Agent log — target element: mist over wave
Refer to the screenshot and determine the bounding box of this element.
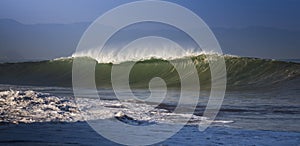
[71,48,213,64]
[72,36,221,64]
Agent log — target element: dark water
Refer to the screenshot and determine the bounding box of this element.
[1,83,300,145]
[0,55,299,145]
[1,83,299,132]
[280,59,300,63]
[1,122,299,146]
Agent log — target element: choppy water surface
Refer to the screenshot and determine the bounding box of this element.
[1,84,299,132]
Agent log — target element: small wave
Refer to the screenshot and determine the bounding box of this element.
[52,56,73,61]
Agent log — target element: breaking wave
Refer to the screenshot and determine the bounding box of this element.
[0,54,299,90]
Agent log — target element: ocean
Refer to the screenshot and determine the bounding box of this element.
[0,54,299,145]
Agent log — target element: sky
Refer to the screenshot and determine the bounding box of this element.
[0,0,299,61]
[0,0,299,30]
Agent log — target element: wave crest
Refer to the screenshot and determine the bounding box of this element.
[72,46,219,64]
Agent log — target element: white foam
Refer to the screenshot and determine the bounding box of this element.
[0,90,234,126]
[0,90,82,124]
[71,37,220,64]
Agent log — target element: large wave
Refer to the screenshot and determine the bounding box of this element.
[0,54,299,90]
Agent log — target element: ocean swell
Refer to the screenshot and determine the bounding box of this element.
[0,54,299,90]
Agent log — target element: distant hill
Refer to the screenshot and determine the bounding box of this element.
[0,19,299,62]
[0,19,89,62]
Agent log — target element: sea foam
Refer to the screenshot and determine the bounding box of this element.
[0,90,234,125]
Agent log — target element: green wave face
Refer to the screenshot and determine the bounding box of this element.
[0,55,299,90]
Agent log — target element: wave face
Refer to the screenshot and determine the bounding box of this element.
[0,55,299,90]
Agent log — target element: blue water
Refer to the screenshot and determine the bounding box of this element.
[280,59,300,63]
[1,84,300,145]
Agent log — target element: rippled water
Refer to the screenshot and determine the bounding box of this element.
[1,84,299,132]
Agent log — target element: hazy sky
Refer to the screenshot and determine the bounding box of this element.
[0,0,299,30]
[0,0,299,61]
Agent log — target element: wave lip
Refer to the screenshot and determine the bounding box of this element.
[71,49,219,64]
